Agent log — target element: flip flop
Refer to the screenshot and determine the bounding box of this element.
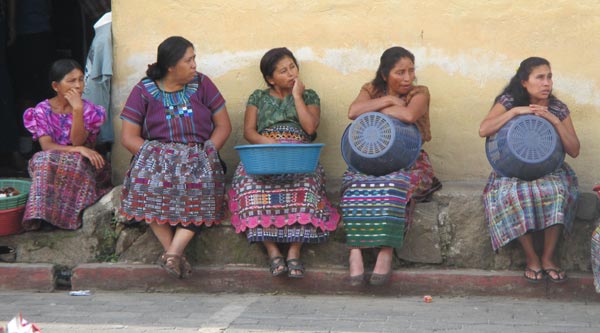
[543,268,568,283]
[523,267,545,283]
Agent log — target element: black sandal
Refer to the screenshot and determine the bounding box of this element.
[286,258,305,279]
[269,256,288,277]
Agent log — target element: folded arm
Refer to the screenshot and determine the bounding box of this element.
[348,89,428,124]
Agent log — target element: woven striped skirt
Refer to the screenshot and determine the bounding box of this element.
[22,150,112,230]
[120,140,226,227]
[593,225,600,293]
[483,163,578,251]
[340,151,439,249]
[228,125,339,243]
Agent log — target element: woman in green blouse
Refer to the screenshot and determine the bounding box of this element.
[229,47,339,278]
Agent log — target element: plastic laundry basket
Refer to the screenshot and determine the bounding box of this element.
[486,114,564,180]
[341,112,422,176]
[235,143,324,175]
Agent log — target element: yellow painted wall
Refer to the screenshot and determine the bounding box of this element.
[110,0,600,187]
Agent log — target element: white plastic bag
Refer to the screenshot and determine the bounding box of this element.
[5,313,41,333]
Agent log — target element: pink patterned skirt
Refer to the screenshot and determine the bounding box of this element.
[228,125,339,243]
[22,150,112,230]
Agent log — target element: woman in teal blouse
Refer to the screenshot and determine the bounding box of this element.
[229,47,339,279]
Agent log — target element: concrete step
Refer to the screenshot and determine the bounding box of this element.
[67,263,600,301]
[2,262,598,301]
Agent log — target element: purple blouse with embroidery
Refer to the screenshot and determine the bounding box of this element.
[23,99,106,145]
[120,72,225,144]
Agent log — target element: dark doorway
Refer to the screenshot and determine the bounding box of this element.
[0,0,110,177]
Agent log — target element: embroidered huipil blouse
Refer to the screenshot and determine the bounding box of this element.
[120,72,225,144]
[248,88,320,134]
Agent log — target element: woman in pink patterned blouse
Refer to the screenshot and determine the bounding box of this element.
[22,59,112,230]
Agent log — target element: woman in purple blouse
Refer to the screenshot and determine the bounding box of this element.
[120,36,232,279]
[22,59,112,230]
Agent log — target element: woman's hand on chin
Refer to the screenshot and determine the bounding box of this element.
[64,88,84,113]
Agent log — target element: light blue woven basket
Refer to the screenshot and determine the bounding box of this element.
[235,143,324,175]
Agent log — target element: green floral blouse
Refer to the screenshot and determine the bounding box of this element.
[247,88,320,133]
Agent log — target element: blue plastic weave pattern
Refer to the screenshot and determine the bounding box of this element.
[485,115,564,180]
[235,143,324,175]
[341,112,422,176]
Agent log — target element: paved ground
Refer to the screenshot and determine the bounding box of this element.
[1,292,599,332]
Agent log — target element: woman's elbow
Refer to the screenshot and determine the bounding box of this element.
[121,132,135,149]
[478,128,488,138]
[242,128,252,142]
[304,121,319,136]
[478,123,493,138]
[401,113,420,124]
[348,105,360,120]
[71,139,86,147]
[567,146,580,158]
[221,122,233,138]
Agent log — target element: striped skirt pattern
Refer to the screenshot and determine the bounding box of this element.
[229,162,339,243]
[228,125,339,243]
[23,150,112,230]
[120,140,226,227]
[483,163,578,251]
[340,151,438,248]
[592,225,600,293]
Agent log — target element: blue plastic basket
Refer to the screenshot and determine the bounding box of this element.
[235,143,324,175]
[486,115,564,181]
[340,112,422,176]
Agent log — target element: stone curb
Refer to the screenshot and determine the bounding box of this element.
[0,263,55,291]
[68,263,600,301]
